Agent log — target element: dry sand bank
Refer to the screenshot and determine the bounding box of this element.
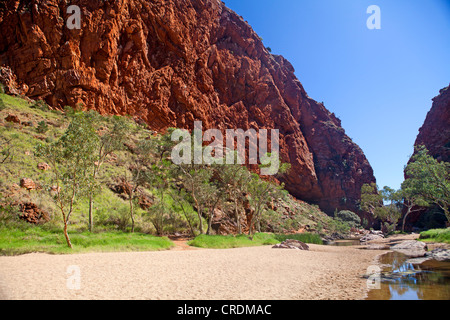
[0,244,386,300]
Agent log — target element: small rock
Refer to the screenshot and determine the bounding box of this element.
[19,178,36,191]
[37,162,51,171]
[49,185,61,194]
[406,257,432,265]
[5,114,20,123]
[272,239,309,250]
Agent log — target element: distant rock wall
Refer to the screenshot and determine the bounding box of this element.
[413,85,450,163]
[402,85,450,230]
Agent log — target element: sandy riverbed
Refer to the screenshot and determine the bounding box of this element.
[0,245,383,300]
[0,243,387,300]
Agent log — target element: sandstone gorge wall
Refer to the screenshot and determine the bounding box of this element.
[0,0,376,215]
[402,85,449,230]
[413,85,450,163]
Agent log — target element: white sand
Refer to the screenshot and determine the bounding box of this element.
[0,244,385,300]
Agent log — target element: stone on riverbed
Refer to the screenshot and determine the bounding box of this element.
[364,244,390,250]
[360,231,385,243]
[425,248,450,262]
[406,249,450,264]
[391,240,428,258]
[272,239,309,250]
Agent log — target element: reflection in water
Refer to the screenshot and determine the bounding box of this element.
[367,252,450,300]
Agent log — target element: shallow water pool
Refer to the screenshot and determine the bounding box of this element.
[366,251,450,300]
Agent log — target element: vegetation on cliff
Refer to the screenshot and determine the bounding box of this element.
[0,93,353,252]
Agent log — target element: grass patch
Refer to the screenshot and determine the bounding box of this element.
[419,228,450,244]
[188,232,322,249]
[0,223,174,255]
[273,233,323,244]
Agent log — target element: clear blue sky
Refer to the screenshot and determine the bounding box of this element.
[225,0,450,190]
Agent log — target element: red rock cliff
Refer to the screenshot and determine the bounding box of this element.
[0,0,376,215]
[402,85,450,230]
[413,85,450,163]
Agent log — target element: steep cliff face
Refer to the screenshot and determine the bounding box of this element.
[414,85,450,162]
[0,0,375,214]
[401,85,450,230]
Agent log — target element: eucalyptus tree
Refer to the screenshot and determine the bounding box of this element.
[402,145,450,226]
[144,158,175,236]
[360,183,402,233]
[35,111,98,248]
[87,115,132,232]
[217,160,252,235]
[125,138,155,233]
[246,157,290,237]
[246,174,283,237]
[169,187,197,237]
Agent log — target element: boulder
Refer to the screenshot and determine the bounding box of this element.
[19,178,36,191]
[391,240,428,258]
[406,249,450,264]
[425,248,450,262]
[272,239,309,250]
[360,233,384,243]
[19,202,50,225]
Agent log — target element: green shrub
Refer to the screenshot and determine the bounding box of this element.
[419,228,450,243]
[188,232,322,249]
[0,204,20,224]
[31,100,49,112]
[328,218,351,236]
[274,233,323,245]
[335,210,361,228]
[0,96,5,111]
[36,120,49,133]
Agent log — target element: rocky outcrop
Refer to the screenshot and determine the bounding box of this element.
[407,249,450,264]
[391,240,428,258]
[272,239,309,250]
[0,0,376,215]
[413,85,450,163]
[360,230,385,243]
[19,202,50,224]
